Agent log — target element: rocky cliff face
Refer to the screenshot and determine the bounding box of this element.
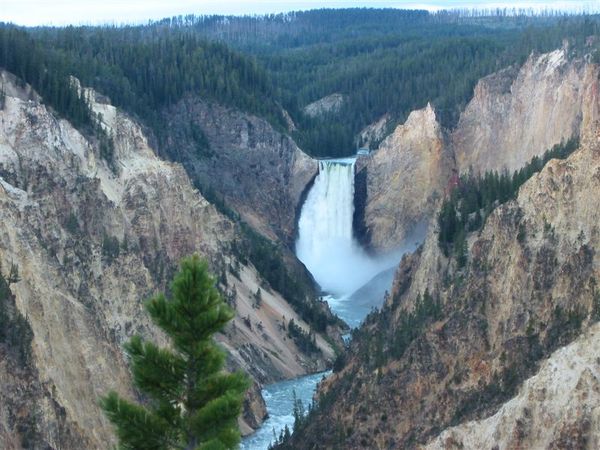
[359,48,599,253]
[358,104,453,252]
[303,93,346,118]
[425,321,600,450]
[452,47,600,174]
[357,114,391,149]
[285,121,600,448]
[163,97,317,244]
[0,72,335,449]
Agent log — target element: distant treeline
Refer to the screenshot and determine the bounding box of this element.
[1,11,599,158]
[178,9,600,156]
[0,23,286,143]
[0,27,94,130]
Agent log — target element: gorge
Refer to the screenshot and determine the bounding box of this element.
[2,9,600,450]
[245,157,419,448]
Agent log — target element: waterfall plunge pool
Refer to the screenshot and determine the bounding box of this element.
[242,157,419,449]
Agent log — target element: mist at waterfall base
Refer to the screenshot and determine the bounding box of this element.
[242,158,423,449]
[296,158,416,309]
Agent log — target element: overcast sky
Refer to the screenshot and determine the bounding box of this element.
[3,1,599,26]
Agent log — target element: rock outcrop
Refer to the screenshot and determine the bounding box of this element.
[163,97,317,244]
[358,104,453,251]
[357,114,391,149]
[359,48,599,253]
[303,93,345,118]
[284,122,600,448]
[452,47,600,174]
[0,73,335,449]
[425,322,600,450]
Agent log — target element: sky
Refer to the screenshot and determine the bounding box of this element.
[2,0,599,26]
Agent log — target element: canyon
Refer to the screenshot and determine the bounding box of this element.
[277,45,600,449]
[358,46,600,252]
[1,37,600,450]
[0,70,339,448]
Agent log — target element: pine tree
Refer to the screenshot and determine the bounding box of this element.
[101,255,249,450]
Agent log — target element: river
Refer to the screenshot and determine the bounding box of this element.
[241,157,413,449]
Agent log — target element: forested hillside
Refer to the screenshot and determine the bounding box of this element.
[0,24,286,144]
[2,10,599,157]
[181,9,600,155]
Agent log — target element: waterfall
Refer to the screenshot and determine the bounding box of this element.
[296,158,387,296]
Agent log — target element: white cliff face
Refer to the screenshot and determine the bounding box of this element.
[452,48,600,174]
[361,104,452,252]
[359,49,600,253]
[0,73,334,448]
[425,322,600,450]
[303,93,346,118]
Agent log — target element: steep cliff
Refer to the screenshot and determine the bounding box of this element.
[0,72,335,449]
[358,104,453,252]
[357,114,391,149]
[360,48,599,253]
[283,121,600,448]
[162,97,317,244]
[425,322,600,450]
[452,47,600,174]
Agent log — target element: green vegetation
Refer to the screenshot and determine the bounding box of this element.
[287,319,320,355]
[593,288,600,321]
[230,223,340,334]
[389,290,442,360]
[26,25,286,138]
[0,263,33,367]
[0,23,284,165]
[186,10,600,156]
[64,212,80,234]
[101,255,249,450]
[0,27,120,169]
[3,12,599,159]
[0,27,94,130]
[101,233,120,263]
[438,138,580,261]
[197,182,342,334]
[0,84,5,109]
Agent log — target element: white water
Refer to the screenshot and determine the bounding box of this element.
[243,156,421,450]
[296,158,399,297]
[240,371,329,450]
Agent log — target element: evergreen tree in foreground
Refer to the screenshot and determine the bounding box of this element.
[101,255,249,450]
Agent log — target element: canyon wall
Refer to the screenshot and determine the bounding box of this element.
[358,104,453,252]
[452,47,600,174]
[285,105,600,449]
[163,97,317,244]
[361,48,599,252]
[0,72,335,449]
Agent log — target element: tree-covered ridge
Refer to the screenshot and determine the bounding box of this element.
[0,27,94,130]
[0,27,119,169]
[438,138,580,263]
[181,9,600,156]
[3,11,599,158]
[0,24,286,144]
[30,26,287,137]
